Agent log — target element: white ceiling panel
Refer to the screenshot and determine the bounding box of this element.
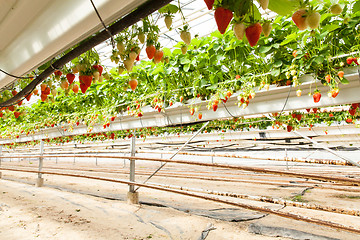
[0,0,147,90]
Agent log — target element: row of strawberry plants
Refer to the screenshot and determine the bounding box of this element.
[0,0,359,140]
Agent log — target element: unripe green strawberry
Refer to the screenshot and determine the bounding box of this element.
[233,22,246,40]
[138,33,145,44]
[330,4,342,15]
[117,41,125,54]
[180,30,191,45]
[306,11,321,29]
[258,0,269,10]
[262,22,272,37]
[181,45,188,54]
[164,15,172,30]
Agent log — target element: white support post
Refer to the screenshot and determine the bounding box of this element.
[285,148,289,171]
[127,135,138,204]
[36,140,44,187]
[0,145,2,179]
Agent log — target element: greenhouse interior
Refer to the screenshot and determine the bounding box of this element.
[0,0,359,239]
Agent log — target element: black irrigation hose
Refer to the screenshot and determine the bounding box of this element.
[0,0,172,107]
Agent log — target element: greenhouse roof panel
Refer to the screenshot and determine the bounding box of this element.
[0,0,147,90]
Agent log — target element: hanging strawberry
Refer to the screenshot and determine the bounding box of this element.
[292,9,308,30]
[204,0,214,10]
[313,90,321,103]
[245,22,262,47]
[146,45,156,59]
[306,11,321,29]
[233,22,246,40]
[214,7,233,34]
[154,50,164,64]
[66,73,75,84]
[129,78,138,91]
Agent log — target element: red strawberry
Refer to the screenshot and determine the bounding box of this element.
[79,75,92,87]
[352,103,359,109]
[110,116,116,121]
[66,73,75,84]
[0,112,3,118]
[12,90,18,96]
[72,84,79,93]
[180,96,184,102]
[154,50,164,63]
[146,45,156,59]
[17,100,22,106]
[346,57,353,65]
[292,50,298,58]
[80,83,88,94]
[198,112,203,119]
[306,108,311,113]
[313,91,321,103]
[190,108,195,115]
[214,7,233,34]
[296,114,302,121]
[204,0,214,10]
[245,22,262,47]
[331,88,339,98]
[14,111,20,118]
[129,78,138,91]
[138,112,143,117]
[92,65,103,75]
[212,103,218,111]
[349,108,356,116]
[26,93,33,101]
[353,58,359,65]
[292,9,308,30]
[54,70,62,78]
[287,125,293,132]
[76,121,80,126]
[337,71,344,78]
[325,74,331,83]
[346,118,353,123]
[41,94,47,101]
[313,108,318,113]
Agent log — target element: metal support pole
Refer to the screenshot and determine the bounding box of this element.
[129,136,136,193]
[293,130,360,168]
[285,148,289,171]
[134,121,210,192]
[73,156,76,165]
[36,140,44,187]
[0,145,2,179]
[211,150,214,164]
[127,135,138,204]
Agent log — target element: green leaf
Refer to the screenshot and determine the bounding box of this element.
[158,4,178,14]
[340,77,349,84]
[268,0,298,16]
[353,0,360,13]
[180,57,190,65]
[314,56,324,64]
[259,45,272,54]
[183,64,190,72]
[273,60,283,68]
[280,32,297,46]
[271,68,280,77]
[322,24,340,33]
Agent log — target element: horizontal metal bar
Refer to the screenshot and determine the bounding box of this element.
[1,167,359,234]
[1,154,359,185]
